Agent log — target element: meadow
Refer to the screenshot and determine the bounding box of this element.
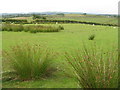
[7,14,118,25]
[47,14,118,25]
[1,23,118,88]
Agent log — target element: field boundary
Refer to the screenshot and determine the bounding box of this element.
[1,19,118,26]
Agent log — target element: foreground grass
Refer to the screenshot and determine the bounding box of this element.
[2,24,118,88]
[65,46,118,88]
[3,43,56,80]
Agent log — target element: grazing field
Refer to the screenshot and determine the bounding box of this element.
[47,14,117,25]
[2,24,118,88]
[9,14,118,25]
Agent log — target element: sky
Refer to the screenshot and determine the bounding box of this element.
[0,0,119,14]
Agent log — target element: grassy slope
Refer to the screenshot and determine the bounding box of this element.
[2,24,118,88]
[47,14,117,25]
[10,14,118,25]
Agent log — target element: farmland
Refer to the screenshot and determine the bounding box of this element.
[3,14,118,26]
[1,22,118,88]
[47,14,118,25]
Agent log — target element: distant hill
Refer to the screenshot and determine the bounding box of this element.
[1,12,117,16]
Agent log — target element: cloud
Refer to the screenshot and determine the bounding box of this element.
[0,0,119,14]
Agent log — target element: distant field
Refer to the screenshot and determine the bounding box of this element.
[10,17,29,20]
[2,24,117,88]
[47,14,117,25]
[9,14,117,25]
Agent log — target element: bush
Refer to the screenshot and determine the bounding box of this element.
[2,24,23,32]
[88,34,95,40]
[2,19,28,24]
[2,24,63,33]
[3,44,56,80]
[23,26,30,32]
[11,25,23,32]
[65,46,118,88]
[58,25,64,30]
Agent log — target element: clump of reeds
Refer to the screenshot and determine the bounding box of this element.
[65,46,118,88]
[3,43,56,80]
[88,34,95,40]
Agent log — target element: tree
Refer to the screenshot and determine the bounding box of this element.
[32,14,46,20]
[83,13,87,15]
[57,13,64,16]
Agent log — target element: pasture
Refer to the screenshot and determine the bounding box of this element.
[9,14,118,25]
[1,23,118,88]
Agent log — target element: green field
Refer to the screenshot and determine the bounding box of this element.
[47,14,117,25]
[2,24,118,88]
[9,14,118,25]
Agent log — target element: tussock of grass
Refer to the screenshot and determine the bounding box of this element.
[88,34,95,40]
[65,46,118,88]
[3,43,56,80]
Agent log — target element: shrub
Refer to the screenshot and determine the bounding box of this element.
[2,24,63,33]
[28,25,61,33]
[58,25,64,30]
[3,44,56,80]
[65,46,118,88]
[2,24,23,32]
[2,19,28,24]
[88,34,95,40]
[2,24,12,31]
[23,26,30,32]
[11,25,23,32]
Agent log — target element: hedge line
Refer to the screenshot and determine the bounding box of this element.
[34,19,117,26]
[1,19,118,26]
[2,19,28,24]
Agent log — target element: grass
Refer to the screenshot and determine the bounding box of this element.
[10,14,118,25]
[64,45,118,88]
[88,34,95,40]
[1,24,118,88]
[2,24,23,32]
[2,24,64,33]
[3,43,56,80]
[47,14,117,25]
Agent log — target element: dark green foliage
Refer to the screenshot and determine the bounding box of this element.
[57,13,64,16]
[58,25,64,30]
[1,18,117,26]
[33,19,117,26]
[33,14,46,20]
[2,19,28,24]
[88,34,95,40]
[83,13,87,15]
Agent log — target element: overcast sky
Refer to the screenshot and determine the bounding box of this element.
[0,0,119,14]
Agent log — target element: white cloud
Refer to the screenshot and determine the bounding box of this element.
[0,0,119,14]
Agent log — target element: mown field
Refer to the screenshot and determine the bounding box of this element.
[1,24,118,88]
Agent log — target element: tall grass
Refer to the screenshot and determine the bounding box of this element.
[88,34,95,40]
[3,44,56,80]
[65,46,118,88]
[2,24,23,32]
[2,24,64,33]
